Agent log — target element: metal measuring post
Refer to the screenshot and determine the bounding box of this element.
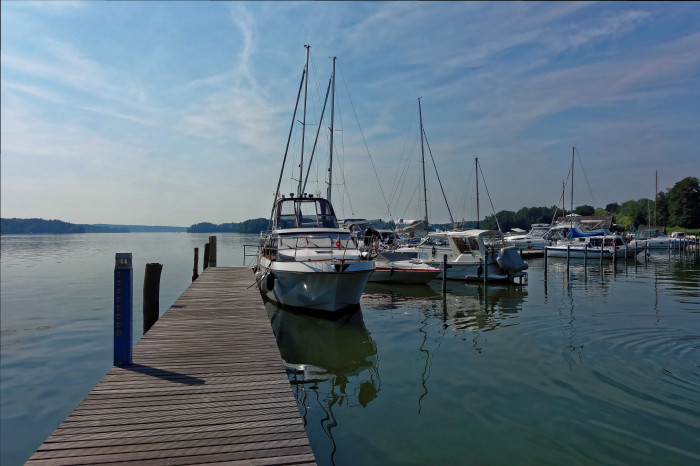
[114,253,133,367]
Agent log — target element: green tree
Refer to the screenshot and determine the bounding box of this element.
[667,177,700,228]
[574,205,595,216]
[605,203,620,213]
[619,199,652,227]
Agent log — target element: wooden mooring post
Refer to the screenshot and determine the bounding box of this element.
[143,262,162,334]
[209,235,217,267]
[543,247,548,280]
[192,247,199,281]
[203,243,210,271]
[442,254,448,294]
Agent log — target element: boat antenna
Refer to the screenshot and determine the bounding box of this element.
[418,97,429,227]
[327,56,336,202]
[298,44,310,197]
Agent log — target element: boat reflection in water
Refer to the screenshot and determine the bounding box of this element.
[363,281,527,332]
[265,302,380,460]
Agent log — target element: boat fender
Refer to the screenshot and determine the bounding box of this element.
[432,246,436,257]
[477,263,483,277]
[266,273,275,291]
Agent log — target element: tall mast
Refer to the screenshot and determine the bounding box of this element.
[654,171,658,227]
[327,57,336,202]
[418,97,428,226]
[475,156,480,229]
[298,45,310,197]
[570,146,574,217]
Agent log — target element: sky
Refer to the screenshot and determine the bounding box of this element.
[2,1,699,227]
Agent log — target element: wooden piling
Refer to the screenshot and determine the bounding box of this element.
[203,242,210,271]
[192,247,199,282]
[442,254,447,294]
[543,247,548,280]
[209,235,217,267]
[142,263,162,334]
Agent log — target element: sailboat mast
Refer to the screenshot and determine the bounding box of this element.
[475,156,480,229]
[570,146,574,216]
[327,57,336,202]
[298,45,310,197]
[418,97,428,226]
[654,171,658,227]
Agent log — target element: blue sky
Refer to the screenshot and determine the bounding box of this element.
[2,1,699,226]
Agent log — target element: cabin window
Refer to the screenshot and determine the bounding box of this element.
[278,233,353,249]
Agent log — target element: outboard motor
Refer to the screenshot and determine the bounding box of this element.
[497,247,529,284]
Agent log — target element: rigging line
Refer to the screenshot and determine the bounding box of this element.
[388,116,418,213]
[389,116,417,212]
[302,70,332,195]
[422,126,455,226]
[338,65,392,218]
[390,131,418,217]
[339,131,356,217]
[477,160,504,236]
[401,179,420,219]
[460,171,475,222]
[271,66,307,229]
[574,146,597,208]
[335,112,356,217]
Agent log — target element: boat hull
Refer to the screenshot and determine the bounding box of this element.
[546,246,639,259]
[257,257,374,312]
[628,239,688,250]
[368,266,440,284]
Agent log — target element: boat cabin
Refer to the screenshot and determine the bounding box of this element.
[273,195,339,230]
[446,230,505,258]
[574,236,626,248]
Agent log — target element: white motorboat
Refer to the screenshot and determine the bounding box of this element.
[257,195,374,312]
[546,230,640,259]
[368,251,441,284]
[255,50,374,312]
[628,228,689,250]
[399,229,529,284]
[504,223,552,250]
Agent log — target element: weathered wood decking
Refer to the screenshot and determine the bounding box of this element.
[27,267,316,465]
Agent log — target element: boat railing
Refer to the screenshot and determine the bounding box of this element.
[259,231,359,262]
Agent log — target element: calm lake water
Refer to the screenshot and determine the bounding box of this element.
[1,233,699,465]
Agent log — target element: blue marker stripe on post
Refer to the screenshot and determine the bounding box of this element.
[114,252,133,367]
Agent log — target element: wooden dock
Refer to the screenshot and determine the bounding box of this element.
[27,267,316,465]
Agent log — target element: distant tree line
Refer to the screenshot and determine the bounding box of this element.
[481,177,700,232]
[187,218,269,233]
[1,218,129,234]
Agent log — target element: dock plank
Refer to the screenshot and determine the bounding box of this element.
[27,267,315,465]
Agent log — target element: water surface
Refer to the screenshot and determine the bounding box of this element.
[1,235,698,465]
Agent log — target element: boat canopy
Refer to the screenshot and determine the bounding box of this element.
[273,196,339,230]
[569,227,610,238]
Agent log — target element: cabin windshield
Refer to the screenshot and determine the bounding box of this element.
[274,197,339,229]
[278,232,355,249]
